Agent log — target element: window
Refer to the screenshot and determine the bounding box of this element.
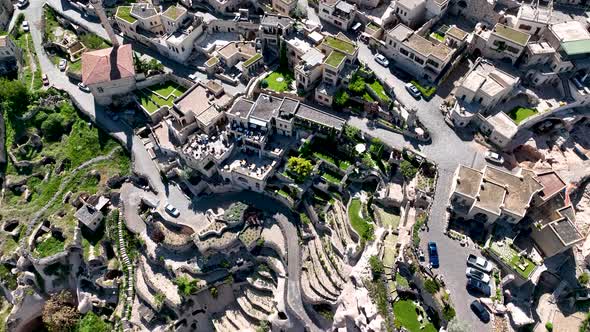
[414,57,424,65]
[97,87,104,93]
[400,48,409,56]
[426,59,439,68]
[519,24,532,31]
[322,9,329,14]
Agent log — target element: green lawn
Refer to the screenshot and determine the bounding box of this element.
[265,71,293,92]
[323,36,357,54]
[116,6,137,24]
[368,80,391,103]
[34,237,65,258]
[321,171,342,185]
[396,273,409,288]
[431,32,445,41]
[67,60,82,74]
[507,107,538,124]
[136,82,186,114]
[348,199,372,239]
[313,152,351,170]
[411,80,436,98]
[393,300,437,332]
[325,51,346,67]
[509,254,537,278]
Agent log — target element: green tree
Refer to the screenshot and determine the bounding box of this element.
[0,78,29,116]
[147,59,164,73]
[443,304,456,320]
[424,278,439,294]
[174,275,200,297]
[256,320,271,332]
[545,322,553,331]
[368,255,384,279]
[260,79,269,89]
[287,157,313,180]
[348,75,366,95]
[279,40,288,71]
[333,90,349,108]
[343,124,360,142]
[400,160,418,179]
[81,33,107,50]
[77,311,111,332]
[41,113,67,141]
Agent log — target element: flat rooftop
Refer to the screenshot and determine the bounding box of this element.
[251,94,283,122]
[518,4,551,23]
[536,171,566,202]
[389,23,413,41]
[484,167,542,217]
[295,104,345,131]
[131,3,158,18]
[550,21,590,42]
[321,35,357,55]
[405,34,453,60]
[217,42,256,60]
[397,0,425,10]
[528,42,555,55]
[493,24,530,46]
[455,165,484,198]
[486,112,518,139]
[462,60,519,96]
[447,26,468,40]
[261,14,293,28]
[175,83,232,122]
[183,131,232,161]
[552,217,582,245]
[162,5,186,21]
[300,48,325,67]
[228,97,254,119]
[474,179,505,215]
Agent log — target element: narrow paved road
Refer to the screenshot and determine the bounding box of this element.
[357,42,492,330]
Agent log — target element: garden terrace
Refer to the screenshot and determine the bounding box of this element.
[393,299,437,332]
[348,198,374,241]
[116,6,137,24]
[306,239,343,295]
[506,106,538,124]
[322,36,357,55]
[139,256,182,307]
[488,238,538,279]
[264,71,293,92]
[324,51,346,68]
[135,81,187,114]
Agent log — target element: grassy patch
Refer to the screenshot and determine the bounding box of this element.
[396,273,409,288]
[393,300,437,332]
[325,51,346,67]
[431,32,445,41]
[135,82,186,114]
[368,80,391,103]
[506,107,538,124]
[321,170,342,185]
[348,199,373,240]
[313,152,351,170]
[243,53,262,67]
[323,36,356,54]
[34,236,65,258]
[411,80,436,98]
[116,6,137,24]
[265,71,293,92]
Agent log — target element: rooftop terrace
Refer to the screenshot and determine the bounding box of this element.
[182,132,232,161]
[322,36,357,55]
[493,24,530,46]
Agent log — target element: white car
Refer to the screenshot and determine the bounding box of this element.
[466,267,491,283]
[484,150,504,164]
[188,73,200,82]
[21,21,29,32]
[467,254,493,273]
[17,0,29,9]
[405,82,421,98]
[59,59,67,71]
[164,203,180,217]
[374,54,389,67]
[77,82,90,92]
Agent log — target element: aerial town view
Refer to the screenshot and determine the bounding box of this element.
[1,0,590,331]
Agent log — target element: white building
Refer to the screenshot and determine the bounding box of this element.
[318,0,357,30]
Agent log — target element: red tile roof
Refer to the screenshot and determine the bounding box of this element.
[82,44,135,85]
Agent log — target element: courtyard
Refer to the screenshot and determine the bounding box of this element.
[263,71,294,92]
[135,81,188,114]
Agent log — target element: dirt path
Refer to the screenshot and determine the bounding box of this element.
[24,34,37,90]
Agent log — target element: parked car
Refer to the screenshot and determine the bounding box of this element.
[21,21,29,32]
[77,82,90,92]
[418,249,425,261]
[188,73,200,82]
[17,0,29,9]
[467,278,491,297]
[42,74,49,86]
[428,242,439,268]
[375,53,389,67]
[470,300,491,323]
[484,150,504,164]
[467,254,493,273]
[466,267,491,283]
[59,59,67,71]
[405,82,421,99]
[164,203,180,217]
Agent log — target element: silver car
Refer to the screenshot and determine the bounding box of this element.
[466,267,490,283]
[164,203,180,217]
[405,83,421,98]
[374,54,389,67]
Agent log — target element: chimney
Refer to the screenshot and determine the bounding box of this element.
[90,0,120,47]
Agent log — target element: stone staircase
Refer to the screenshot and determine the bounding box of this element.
[116,216,135,331]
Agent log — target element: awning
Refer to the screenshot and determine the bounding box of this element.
[249,118,267,127]
[561,40,590,56]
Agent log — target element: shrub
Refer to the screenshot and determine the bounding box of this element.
[400,160,418,179]
[369,255,384,279]
[578,272,589,285]
[545,322,553,331]
[443,304,456,321]
[210,286,218,299]
[333,89,349,108]
[41,113,67,141]
[287,156,313,180]
[174,275,200,297]
[260,79,269,88]
[348,75,366,95]
[424,278,439,294]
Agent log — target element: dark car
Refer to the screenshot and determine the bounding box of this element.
[467,278,491,297]
[470,300,491,323]
[427,242,439,268]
